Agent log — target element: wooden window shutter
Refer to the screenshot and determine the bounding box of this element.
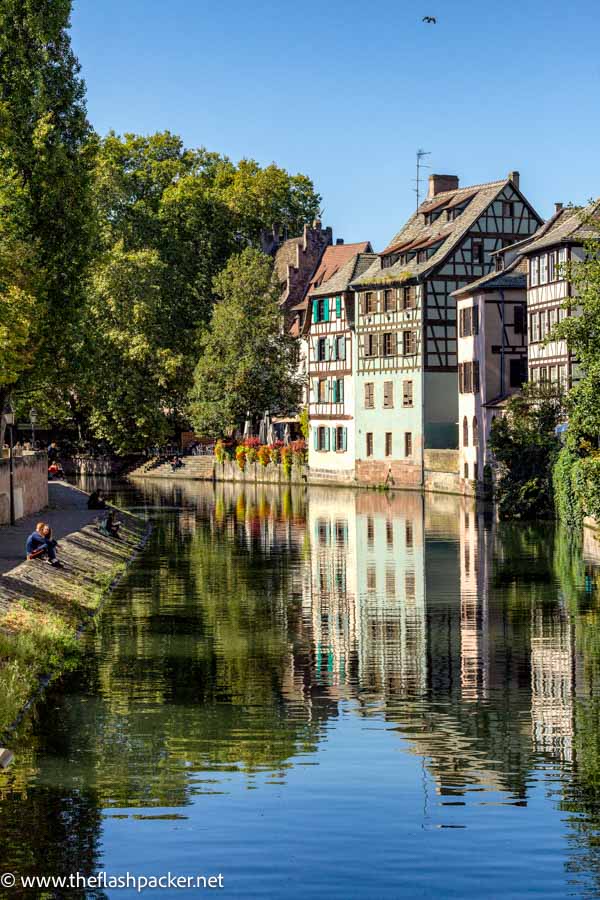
[336,297,342,317]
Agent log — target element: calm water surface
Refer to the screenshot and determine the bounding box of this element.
[2,480,600,898]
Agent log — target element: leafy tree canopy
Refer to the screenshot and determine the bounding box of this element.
[189,248,301,437]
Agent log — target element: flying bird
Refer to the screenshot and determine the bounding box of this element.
[422,15,437,23]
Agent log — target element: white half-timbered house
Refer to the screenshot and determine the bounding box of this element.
[520,201,600,388]
[304,243,375,480]
[351,172,543,486]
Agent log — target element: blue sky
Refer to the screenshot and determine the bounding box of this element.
[71,0,600,249]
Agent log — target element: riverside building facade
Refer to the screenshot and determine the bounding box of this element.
[350,172,542,486]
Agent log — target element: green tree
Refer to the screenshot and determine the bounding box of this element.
[190,248,301,437]
[0,0,95,419]
[72,133,320,451]
[490,383,563,519]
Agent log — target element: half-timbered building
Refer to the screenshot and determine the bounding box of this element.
[304,243,375,480]
[351,172,542,485]
[519,201,600,388]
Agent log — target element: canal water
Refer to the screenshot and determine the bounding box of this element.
[2,480,600,898]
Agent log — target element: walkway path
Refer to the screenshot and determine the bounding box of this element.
[0,481,100,576]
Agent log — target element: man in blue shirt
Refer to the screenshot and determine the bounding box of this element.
[26,522,61,567]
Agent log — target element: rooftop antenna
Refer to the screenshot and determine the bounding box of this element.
[414,149,431,210]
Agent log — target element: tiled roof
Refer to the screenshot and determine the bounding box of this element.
[308,242,372,293]
[519,201,600,254]
[353,177,534,289]
[310,251,378,298]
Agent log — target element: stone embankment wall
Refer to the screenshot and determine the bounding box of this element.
[0,452,48,524]
[0,507,150,737]
[131,452,466,495]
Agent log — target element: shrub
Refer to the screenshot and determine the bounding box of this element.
[553,446,583,528]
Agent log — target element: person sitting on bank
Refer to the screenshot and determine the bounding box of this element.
[87,489,106,510]
[48,460,64,480]
[26,522,62,567]
[105,511,121,538]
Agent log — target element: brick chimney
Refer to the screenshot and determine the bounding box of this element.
[508,171,520,190]
[555,202,563,213]
[428,174,459,198]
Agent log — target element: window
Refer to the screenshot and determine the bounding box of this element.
[459,305,478,337]
[473,417,478,447]
[364,382,374,409]
[404,432,412,457]
[317,379,327,403]
[529,258,539,286]
[317,337,327,361]
[367,516,375,544]
[463,416,469,447]
[509,357,527,388]
[332,378,344,403]
[314,298,329,323]
[336,335,346,360]
[383,381,394,409]
[417,250,427,263]
[365,333,378,357]
[384,289,396,312]
[472,241,483,264]
[366,433,374,457]
[334,426,347,452]
[474,462,479,481]
[405,521,413,547]
[548,251,556,282]
[385,569,396,596]
[530,312,539,342]
[382,332,396,356]
[459,361,478,393]
[385,432,393,457]
[465,462,471,479]
[402,380,413,407]
[539,254,548,284]
[316,426,329,451]
[514,304,525,335]
[364,292,376,314]
[539,311,547,340]
[402,286,416,309]
[403,330,417,355]
[503,201,515,217]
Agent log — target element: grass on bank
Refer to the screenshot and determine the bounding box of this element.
[0,562,128,738]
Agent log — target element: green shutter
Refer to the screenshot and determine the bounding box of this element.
[323,299,330,322]
[325,428,330,451]
[336,297,342,317]
[339,379,344,402]
[332,428,337,451]
[312,300,318,323]
[342,428,347,451]
[313,427,318,450]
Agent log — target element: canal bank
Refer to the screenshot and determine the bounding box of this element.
[0,481,150,738]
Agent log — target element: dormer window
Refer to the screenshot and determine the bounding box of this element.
[417,250,427,263]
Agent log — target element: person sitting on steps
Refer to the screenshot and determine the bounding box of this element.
[26,522,63,568]
[88,489,107,509]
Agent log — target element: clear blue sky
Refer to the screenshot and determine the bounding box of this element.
[71,0,599,250]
